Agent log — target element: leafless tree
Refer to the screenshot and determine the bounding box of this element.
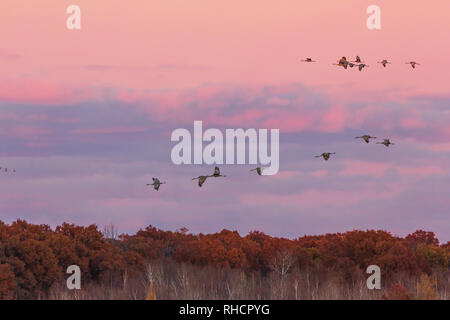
[269,249,296,298]
[269,249,296,278]
[102,223,119,240]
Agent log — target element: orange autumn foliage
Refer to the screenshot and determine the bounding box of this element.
[0,219,448,299]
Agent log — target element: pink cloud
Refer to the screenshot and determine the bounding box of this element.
[339,160,391,178]
[319,105,348,132]
[396,165,444,177]
[401,117,426,129]
[428,143,450,152]
[400,109,427,129]
[270,170,304,180]
[311,170,328,178]
[241,182,407,209]
[0,78,103,105]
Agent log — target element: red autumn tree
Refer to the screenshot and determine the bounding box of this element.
[0,263,16,299]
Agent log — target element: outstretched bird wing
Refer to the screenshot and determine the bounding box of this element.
[198,176,208,187]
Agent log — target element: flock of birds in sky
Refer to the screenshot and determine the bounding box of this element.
[0,167,16,174]
[147,137,396,190]
[147,55,407,191]
[301,55,421,70]
[0,54,407,190]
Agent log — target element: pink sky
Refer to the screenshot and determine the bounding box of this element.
[1,1,449,241]
[2,0,450,96]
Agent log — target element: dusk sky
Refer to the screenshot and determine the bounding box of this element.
[1,1,449,242]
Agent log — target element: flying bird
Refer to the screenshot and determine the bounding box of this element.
[192,175,210,187]
[333,57,358,69]
[376,139,395,147]
[355,135,377,144]
[333,56,349,69]
[250,167,263,176]
[406,61,420,69]
[300,58,316,62]
[377,59,391,67]
[146,177,166,191]
[192,167,225,187]
[315,152,336,161]
[357,63,369,71]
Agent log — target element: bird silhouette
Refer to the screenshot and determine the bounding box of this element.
[376,139,395,147]
[315,152,336,161]
[357,63,369,71]
[192,167,226,187]
[377,59,391,67]
[333,56,348,69]
[192,175,210,187]
[146,177,166,191]
[301,58,316,62]
[355,135,377,144]
[406,61,420,69]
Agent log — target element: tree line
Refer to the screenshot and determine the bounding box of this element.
[0,220,448,299]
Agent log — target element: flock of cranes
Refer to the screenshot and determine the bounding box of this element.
[0,167,16,173]
[148,165,259,190]
[355,135,395,147]
[0,54,402,191]
[302,55,420,71]
[0,54,401,191]
[147,55,406,191]
[147,134,395,190]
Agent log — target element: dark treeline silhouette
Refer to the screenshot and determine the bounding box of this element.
[0,220,448,300]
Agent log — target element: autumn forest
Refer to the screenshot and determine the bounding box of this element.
[0,220,448,300]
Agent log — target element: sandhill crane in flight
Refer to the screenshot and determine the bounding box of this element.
[192,167,225,187]
[355,135,377,144]
[333,57,349,69]
[406,61,420,69]
[357,63,369,71]
[147,177,166,191]
[192,175,210,187]
[250,167,263,176]
[301,58,316,62]
[315,152,336,161]
[377,59,391,67]
[376,139,395,147]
